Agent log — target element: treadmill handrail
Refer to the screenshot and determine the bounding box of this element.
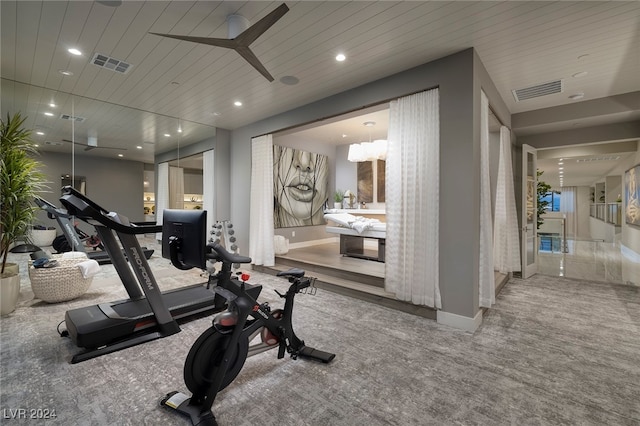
[60,186,162,235]
[35,196,72,220]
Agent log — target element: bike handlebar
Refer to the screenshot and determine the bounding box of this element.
[208,242,252,265]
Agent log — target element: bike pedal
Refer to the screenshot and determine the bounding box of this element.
[302,277,317,295]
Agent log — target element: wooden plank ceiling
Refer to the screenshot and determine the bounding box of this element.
[1,1,638,164]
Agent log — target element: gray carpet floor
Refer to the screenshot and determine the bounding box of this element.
[1,246,639,425]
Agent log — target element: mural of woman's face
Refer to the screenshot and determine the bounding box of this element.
[275,147,328,225]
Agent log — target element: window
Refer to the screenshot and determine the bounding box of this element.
[540,191,561,212]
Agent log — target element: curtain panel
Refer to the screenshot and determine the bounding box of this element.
[385,88,441,309]
[155,162,169,240]
[560,186,577,238]
[479,91,495,308]
[169,166,184,209]
[203,149,215,232]
[493,126,522,274]
[249,135,275,266]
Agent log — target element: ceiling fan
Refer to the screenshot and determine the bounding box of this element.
[150,3,289,82]
[61,138,126,152]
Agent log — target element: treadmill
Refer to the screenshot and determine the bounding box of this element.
[34,196,154,265]
[59,186,222,363]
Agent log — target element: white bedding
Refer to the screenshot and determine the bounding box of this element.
[325,226,386,239]
[324,213,385,234]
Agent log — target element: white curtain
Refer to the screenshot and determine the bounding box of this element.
[385,88,441,309]
[203,149,215,233]
[249,135,275,266]
[156,162,169,240]
[493,125,521,274]
[169,166,184,209]
[560,186,577,238]
[479,91,495,308]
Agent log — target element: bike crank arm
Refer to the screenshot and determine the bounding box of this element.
[247,341,279,357]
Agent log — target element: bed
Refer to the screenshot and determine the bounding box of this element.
[324,213,386,262]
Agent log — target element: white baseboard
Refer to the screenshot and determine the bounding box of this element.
[288,237,337,250]
[437,309,483,332]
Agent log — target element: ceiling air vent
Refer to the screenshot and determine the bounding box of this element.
[60,114,86,122]
[44,141,63,146]
[91,53,133,74]
[512,79,563,102]
[576,156,621,163]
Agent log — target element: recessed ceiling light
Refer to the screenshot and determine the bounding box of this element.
[212,112,222,116]
[44,112,54,116]
[49,103,56,108]
[572,71,588,78]
[136,146,142,149]
[569,93,584,100]
[68,48,82,56]
[363,121,376,127]
[342,134,347,138]
[559,167,563,170]
[58,70,73,76]
[234,101,242,107]
[118,154,124,157]
[36,131,44,135]
[170,81,180,85]
[280,75,299,85]
[577,54,590,60]
[164,133,171,137]
[558,162,564,165]
[336,53,346,62]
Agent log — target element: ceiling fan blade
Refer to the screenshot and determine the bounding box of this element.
[62,139,125,151]
[236,46,274,81]
[149,32,237,49]
[149,3,288,82]
[235,3,289,46]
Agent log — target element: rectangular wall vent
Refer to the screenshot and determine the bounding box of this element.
[512,79,563,102]
[59,114,86,122]
[91,53,133,74]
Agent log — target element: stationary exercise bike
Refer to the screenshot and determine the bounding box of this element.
[161,240,335,426]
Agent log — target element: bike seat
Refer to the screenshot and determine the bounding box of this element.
[277,268,305,278]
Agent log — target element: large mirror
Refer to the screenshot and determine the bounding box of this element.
[0,79,216,225]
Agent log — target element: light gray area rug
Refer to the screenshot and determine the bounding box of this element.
[1,251,639,425]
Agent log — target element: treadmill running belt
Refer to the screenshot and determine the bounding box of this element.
[110,285,216,319]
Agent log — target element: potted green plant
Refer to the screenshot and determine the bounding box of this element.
[1,112,47,315]
[333,189,344,209]
[536,169,551,229]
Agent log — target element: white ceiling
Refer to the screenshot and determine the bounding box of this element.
[1,1,639,186]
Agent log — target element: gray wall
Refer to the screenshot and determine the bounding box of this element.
[34,151,144,236]
[228,48,511,320]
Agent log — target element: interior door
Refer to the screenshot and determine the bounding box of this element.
[521,144,537,278]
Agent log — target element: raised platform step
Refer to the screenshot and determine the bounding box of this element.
[253,262,436,320]
[274,255,385,288]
